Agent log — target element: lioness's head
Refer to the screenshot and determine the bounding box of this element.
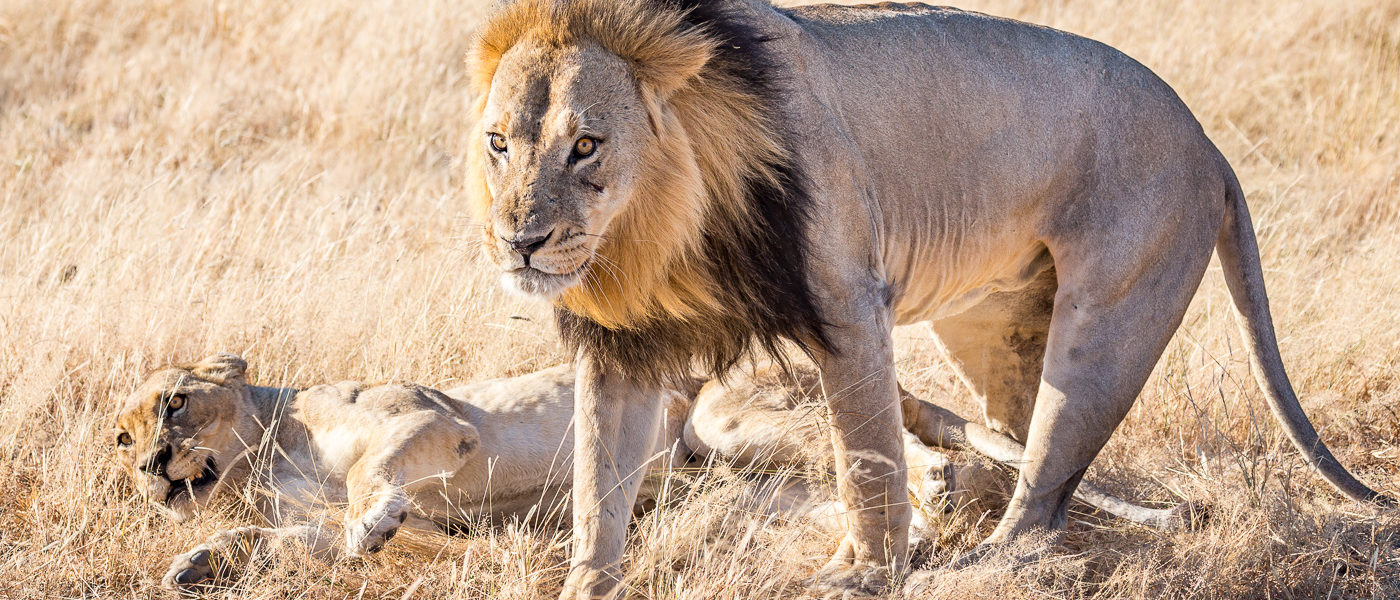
[468,0,791,329]
[113,353,257,520]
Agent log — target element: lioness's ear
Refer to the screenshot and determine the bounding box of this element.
[190,353,248,385]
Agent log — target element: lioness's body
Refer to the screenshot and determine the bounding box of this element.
[120,355,1013,591]
[115,358,658,589]
[259,369,583,522]
[469,1,1388,597]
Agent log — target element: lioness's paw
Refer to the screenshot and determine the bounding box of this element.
[805,563,891,599]
[916,460,1012,517]
[909,457,955,513]
[163,548,219,592]
[161,527,262,593]
[345,496,409,557]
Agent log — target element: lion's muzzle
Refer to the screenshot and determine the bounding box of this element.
[491,224,595,299]
[501,228,553,265]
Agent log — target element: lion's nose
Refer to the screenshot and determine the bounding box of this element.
[501,228,554,263]
[141,443,172,477]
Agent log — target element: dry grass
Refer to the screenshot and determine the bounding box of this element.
[2,0,1399,598]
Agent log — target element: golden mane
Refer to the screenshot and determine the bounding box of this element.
[467,0,793,330]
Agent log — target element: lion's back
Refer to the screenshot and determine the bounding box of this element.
[776,1,1216,242]
[783,2,1178,116]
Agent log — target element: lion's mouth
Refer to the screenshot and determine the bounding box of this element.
[504,259,590,298]
[165,457,218,505]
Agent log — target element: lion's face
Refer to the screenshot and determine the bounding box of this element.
[474,42,654,299]
[113,354,253,521]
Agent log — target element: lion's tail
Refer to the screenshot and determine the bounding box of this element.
[1215,161,1394,506]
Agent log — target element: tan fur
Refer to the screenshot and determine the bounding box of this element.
[468,1,1390,597]
[116,354,996,592]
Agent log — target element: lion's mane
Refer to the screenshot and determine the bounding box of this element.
[469,0,829,382]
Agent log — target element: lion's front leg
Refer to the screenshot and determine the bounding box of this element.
[344,411,478,557]
[560,354,666,600]
[162,524,334,592]
[808,311,912,596]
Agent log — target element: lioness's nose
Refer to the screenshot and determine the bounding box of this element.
[502,228,554,261]
[141,443,172,476]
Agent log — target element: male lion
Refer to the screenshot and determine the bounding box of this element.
[115,354,1180,591]
[466,0,1391,596]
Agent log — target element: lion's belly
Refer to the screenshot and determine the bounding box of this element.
[888,240,1055,325]
[414,480,572,524]
[264,466,349,524]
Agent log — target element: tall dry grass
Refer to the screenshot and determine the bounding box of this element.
[1,0,1398,598]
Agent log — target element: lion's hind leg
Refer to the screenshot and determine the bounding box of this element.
[929,266,1057,444]
[903,390,1202,531]
[976,210,1219,553]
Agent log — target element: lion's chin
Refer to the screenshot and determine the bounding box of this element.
[501,265,583,300]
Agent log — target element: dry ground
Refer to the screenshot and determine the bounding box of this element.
[2,0,1400,598]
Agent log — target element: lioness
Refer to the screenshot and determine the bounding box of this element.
[116,354,618,590]
[114,353,949,591]
[115,353,1182,591]
[465,0,1391,596]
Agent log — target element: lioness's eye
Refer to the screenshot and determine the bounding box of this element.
[572,137,597,159]
[166,394,186,412]
[117,432,133,447]
[488,133,507,153]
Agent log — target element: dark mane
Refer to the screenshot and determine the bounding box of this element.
[556,0,829,385]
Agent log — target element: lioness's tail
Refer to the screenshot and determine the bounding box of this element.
[902,392,1202,530]
[1215,162,1394,506]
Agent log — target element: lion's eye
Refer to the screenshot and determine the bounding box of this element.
[572,137,597,159]
[488,133,508,153]
[117,432,133,447]
[166,394,186,412]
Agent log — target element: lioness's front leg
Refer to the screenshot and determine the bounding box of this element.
[809,308,911,595]
[162,524,336,592]
[344,409,478,557]
[561,354,666,600]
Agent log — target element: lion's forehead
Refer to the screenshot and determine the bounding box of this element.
[488,70,553,140]
[119,370,188,413]
[115,368,227,439]
[487,43,633,139]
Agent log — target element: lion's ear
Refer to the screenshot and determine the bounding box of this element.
[628,28,713,100]
[190,353,248,385]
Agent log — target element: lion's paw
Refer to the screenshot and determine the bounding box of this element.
[161,527,263,593]
[900,567,941,597]
[345,495,410,557]
[559,565,623,600]
[805,562,891,599]
[163,548,220,593]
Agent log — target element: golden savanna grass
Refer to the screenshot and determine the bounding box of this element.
[1,0,1398,598]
